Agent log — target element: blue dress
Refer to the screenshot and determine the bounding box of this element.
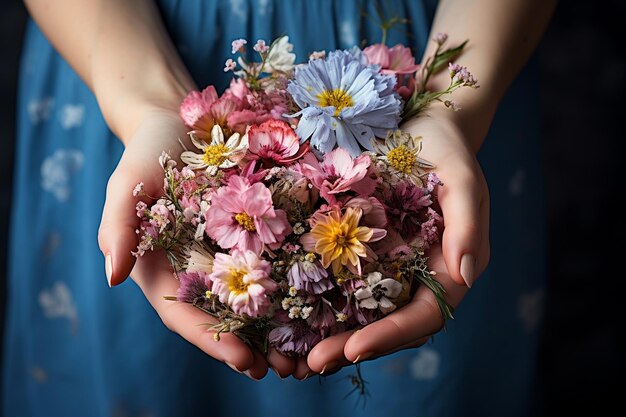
[3,1,546,416]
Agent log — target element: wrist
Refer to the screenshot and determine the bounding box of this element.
[95,72,194,146]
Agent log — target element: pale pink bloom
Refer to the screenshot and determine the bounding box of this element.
[253,39,269,53]
[132,182,144,197]
[224,58,236,72]
[248,119,309,166]
[204,175,291,253]
[364,44,420,75]
[433,32,448,45]
[299,148,376,204]
[231,38,247,54]
[209,250,277,317]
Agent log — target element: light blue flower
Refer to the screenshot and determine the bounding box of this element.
[287,50,402,156]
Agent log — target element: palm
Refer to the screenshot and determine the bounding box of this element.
[305,110,490,374]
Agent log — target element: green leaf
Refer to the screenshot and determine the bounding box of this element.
[432,40,468,73]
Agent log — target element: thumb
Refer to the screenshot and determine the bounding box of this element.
[98,165,143,287]
[438,174,489,288]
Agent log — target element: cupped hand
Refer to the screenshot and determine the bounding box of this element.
[97,108,291,380]
[305,108,491,374]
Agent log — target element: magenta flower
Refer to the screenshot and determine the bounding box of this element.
[204,175,291,253]
[364,44,420,75]
[299,148,376,204]
[209,250,277,317]
[248,119,310,166]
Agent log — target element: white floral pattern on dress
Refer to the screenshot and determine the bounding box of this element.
[38,281,79,332]
[339,20,356,48]
[229,0,248,22]
[28,97,54,124]
[258,0,271,16]
[58,104,85,129]
[518,288,545,333]
[40,149,84,202]
[409,348,440,380]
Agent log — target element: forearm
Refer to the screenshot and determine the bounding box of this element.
[24,0,195,144]
[422,0,558,151]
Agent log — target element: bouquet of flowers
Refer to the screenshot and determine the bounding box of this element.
[132,33,477,358]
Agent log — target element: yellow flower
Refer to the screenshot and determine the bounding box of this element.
[303,207,385,275]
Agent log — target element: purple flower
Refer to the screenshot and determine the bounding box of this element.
[306,297,337,335]
[176,272,214,309]
[386,180,433,238]
[268,320,322,357]
[416,208,443,249]
[287,256,333,294]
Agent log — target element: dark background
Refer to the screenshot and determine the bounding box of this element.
[0,0,623,414]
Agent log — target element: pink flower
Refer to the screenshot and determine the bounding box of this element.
[248,119,309,166]
[231,39,247,54]
[364,43,420,75]
[299,148,376,204]
[209,250,277,317]
[179,86,244,139]
[204,175,291,253]
[364,44,420,99]
[385,180,433,239]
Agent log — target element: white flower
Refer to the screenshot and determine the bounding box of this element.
[264,36,296,73]
[180,125,248,175]
[186,244,215,275]
[372,130,435,185]
[354,272,403,314]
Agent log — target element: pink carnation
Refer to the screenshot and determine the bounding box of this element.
[204,175,291,254]
[248,119,309,166]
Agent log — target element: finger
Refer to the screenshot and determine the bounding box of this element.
[132,250,255,371]
[267,347,296,379]
[307,329,358,373]
[97,156,164,287]
[344,247,467,361]
[292,356,313,380]
[438,164,487,288]
[243,349,269,381]
[353,337,431,364]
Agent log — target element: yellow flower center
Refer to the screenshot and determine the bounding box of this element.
[235,212,256,232]
[317,89,354,116]
[227,269,249,294]
[387,145,417,174]
[203,144,229,166]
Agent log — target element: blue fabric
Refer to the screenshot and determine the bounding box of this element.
[3,0,545,416]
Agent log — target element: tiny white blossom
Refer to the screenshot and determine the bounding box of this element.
[355,272,403,314]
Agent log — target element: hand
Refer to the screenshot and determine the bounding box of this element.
[305,108,491,374]
[97,108,275,380]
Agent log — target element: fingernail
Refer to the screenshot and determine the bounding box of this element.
[243,370,259,381]
[320,361,338,375]
[105,253,113,287]
[460,253,476,288]
[353,351,374,364]
[302,371,312,381]
[226,362,242,373]
[270,367,285,380]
